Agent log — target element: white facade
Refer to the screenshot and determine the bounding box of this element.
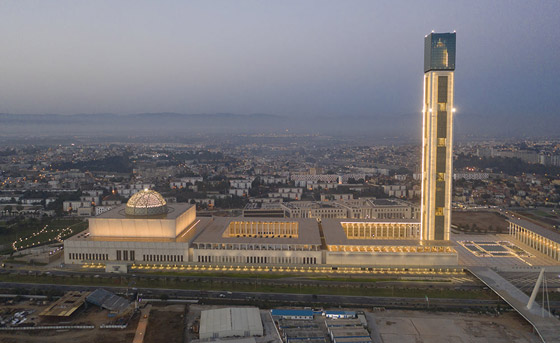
[88,204,196,239]
[230,179,253,189]
[421,70,454,240]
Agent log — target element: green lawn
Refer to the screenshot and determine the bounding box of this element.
[1,218,87,252]
[0,273,497,300]
[15,220,87,250]
[139,271,448,284]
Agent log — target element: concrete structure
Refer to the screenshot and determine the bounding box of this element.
[322,219,457,266]
[88,203,195,239]
[282,199,419,221]
[64,192,456,269]
[508,218,560,261]
[191,218,322,265]
[469,266,560,343]
[421,32,456,241]
[243,202,286,218]
[382,185,407,198]
[64,190,201,265]
[199,307,263,340]
[282,201,348,219]
[335,199,419,220]
[328,327,371,343]
[324,311,356,319]
[271,309,313,320]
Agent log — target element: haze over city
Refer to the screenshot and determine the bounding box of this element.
[1,1,560,138]
[1,2,560,343]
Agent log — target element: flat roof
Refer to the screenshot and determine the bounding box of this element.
[193,217,322,245]
[95,203,194,220]
[67,217,212,243]
[271,309,314,317]
[200,307,263,336]
[40,291,90,317]
[508,218,560,243]
[369,199,402,206]
[325,310,356,315]
[244,202,284,210]
[321,219,455,247]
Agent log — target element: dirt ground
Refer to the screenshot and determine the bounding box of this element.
[452,211,508,232]
[0,317,139,343]
[143,304,185,343]
[374,310,540,343]
[0,299,139,343]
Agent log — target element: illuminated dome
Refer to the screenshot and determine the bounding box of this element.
[125,190,168,216]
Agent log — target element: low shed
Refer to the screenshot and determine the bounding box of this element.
[200,307,263,340]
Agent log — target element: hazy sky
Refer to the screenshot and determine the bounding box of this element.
[1,1,559,120]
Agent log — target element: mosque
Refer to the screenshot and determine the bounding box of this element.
[64,189,457,272]
[64,32,459,271]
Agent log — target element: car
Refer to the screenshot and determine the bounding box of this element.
[219,294,226,298]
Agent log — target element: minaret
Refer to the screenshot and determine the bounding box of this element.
[421,32,456,241]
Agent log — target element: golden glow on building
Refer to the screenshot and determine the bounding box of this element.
[421,33,456,241]
[225,220,299,238]
[341,222,420,239]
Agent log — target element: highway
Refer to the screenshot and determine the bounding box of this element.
[0,281,512,311]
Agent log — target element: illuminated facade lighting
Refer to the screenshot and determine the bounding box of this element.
[421,32,456,241]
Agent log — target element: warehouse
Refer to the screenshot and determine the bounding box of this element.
[199,307,263,340]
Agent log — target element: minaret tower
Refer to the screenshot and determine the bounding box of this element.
[421,32,456,241]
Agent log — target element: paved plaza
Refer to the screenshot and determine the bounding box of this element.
[451,233,560,269]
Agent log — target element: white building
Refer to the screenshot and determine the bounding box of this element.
[170,176,204,189]
[382,185,407,198]
[63,190,456,270]
[200,307,263,340]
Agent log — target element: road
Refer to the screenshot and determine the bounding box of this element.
[0,281,510,311]
[132,304,151,343]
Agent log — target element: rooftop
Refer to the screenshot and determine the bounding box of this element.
[96,203,194,220]
[193,217,322,245]
[507,217,560,243]
[321,219,455,247]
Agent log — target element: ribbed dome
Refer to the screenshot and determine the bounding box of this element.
[125,190,168,216]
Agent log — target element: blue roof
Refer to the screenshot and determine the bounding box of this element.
[271,309,313,317]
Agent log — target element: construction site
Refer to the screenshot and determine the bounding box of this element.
[0,289,140,343]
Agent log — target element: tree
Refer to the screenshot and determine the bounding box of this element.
[472,223,479,233]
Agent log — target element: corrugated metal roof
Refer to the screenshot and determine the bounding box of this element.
[200,307,263,338]
[86,288,130,313]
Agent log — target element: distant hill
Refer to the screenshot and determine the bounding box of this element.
[1,112,557,143]
[0,112,419,141]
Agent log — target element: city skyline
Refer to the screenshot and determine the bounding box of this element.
[0,1,559,137]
